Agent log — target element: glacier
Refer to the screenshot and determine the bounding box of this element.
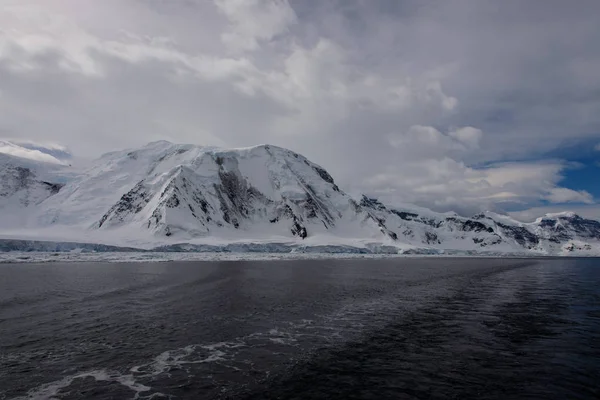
[1,140,600,258]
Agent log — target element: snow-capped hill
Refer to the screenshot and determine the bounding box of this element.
[532,212,600,242]
[357,196,600,253]
[35,142,380,242]
[359,196,511,250]
[2,140,599,256]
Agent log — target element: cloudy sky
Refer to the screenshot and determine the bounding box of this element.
[1,0,600,219]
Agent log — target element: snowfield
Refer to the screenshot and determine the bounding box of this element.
[1,140,600,259]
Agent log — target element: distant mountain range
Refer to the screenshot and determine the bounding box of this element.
[1,141,599,255]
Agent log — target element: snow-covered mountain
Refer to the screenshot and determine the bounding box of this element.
[1,141,599,255]
[360,197,600,255]
[29,141,384,245]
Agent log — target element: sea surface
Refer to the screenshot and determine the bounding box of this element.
[0,258,599,399]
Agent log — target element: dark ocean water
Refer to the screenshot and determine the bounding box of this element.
[0,258,598,399]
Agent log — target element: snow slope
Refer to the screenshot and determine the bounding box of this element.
[1,141,599,256]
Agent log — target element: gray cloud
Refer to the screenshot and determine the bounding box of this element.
[0,0,599,216]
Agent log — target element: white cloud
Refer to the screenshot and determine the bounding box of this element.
[448,126,482,149]
[362,152,594,215]
[387,125,480,161]
[0,9,257,81]
[544,187,594,204]
[0,0,598,216]
[0,140,66,164]
[215,0,297,52]
[0,7,453,131]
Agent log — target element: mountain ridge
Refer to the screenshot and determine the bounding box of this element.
[0,141,598,256]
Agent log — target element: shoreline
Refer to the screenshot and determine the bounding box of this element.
[0,251,595,264]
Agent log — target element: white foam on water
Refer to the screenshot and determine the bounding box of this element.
[130,341,244,378]
[12,369,155,400]
[258,328,300,346]
[14,314,362,399]
[16,341,241,399]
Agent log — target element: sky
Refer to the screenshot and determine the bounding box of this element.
[1,0,599,220]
